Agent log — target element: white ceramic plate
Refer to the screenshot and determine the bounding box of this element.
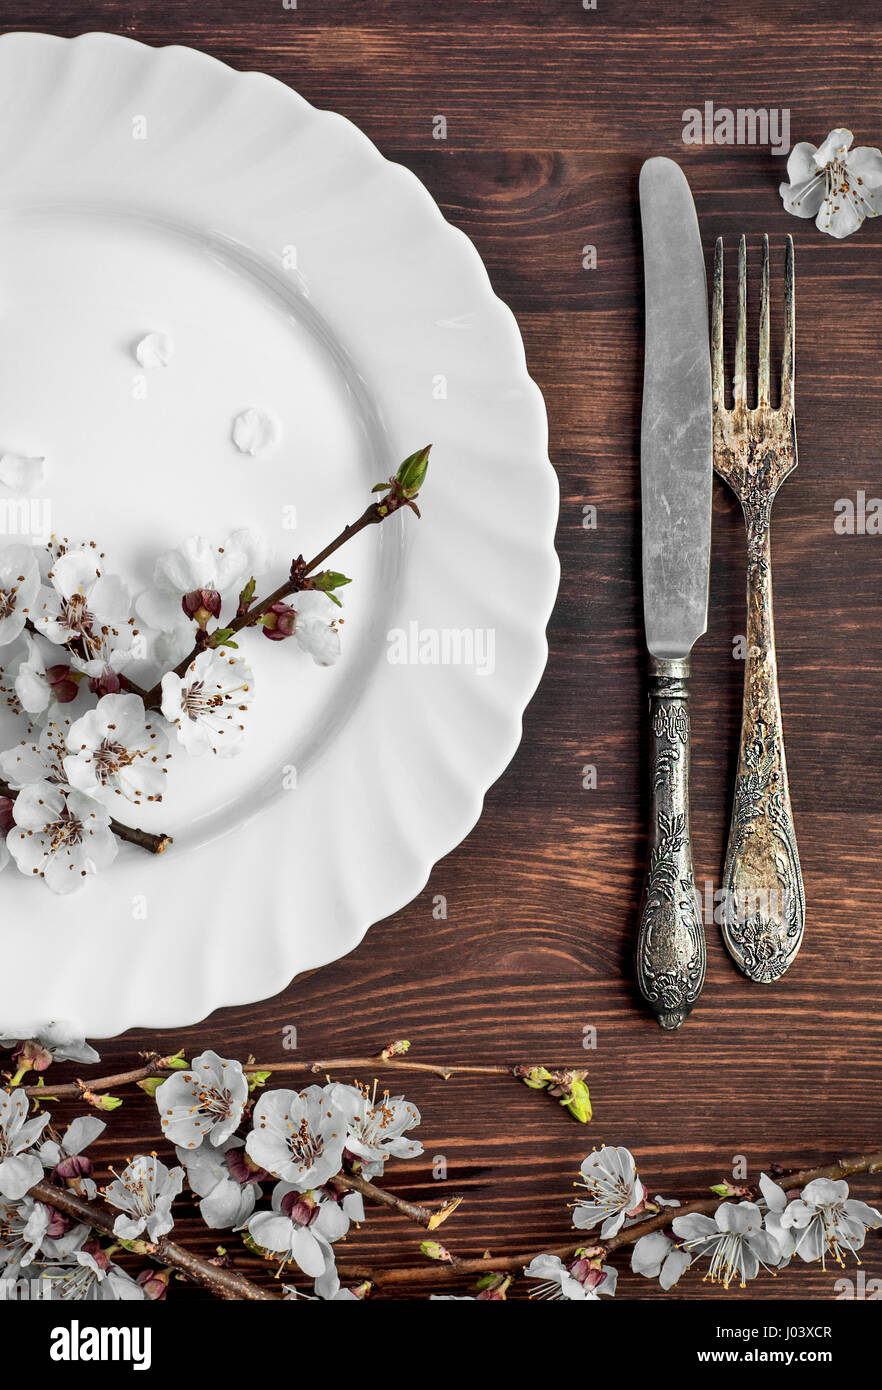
[0,32,558,1037]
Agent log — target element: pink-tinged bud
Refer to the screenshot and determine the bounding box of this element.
[82,1238,112,1272]
[56,1153,93,1183]
[182,589,222,628]
[0,797,14,838]
[261,601,297,642]
[88,670,124,697]
[46,665,80,705]
[13,1038,53,1072]
[279,1189,319,1226]
[44,1206,73,1240]
[224,1148,269,1186]
[137,1266,171,1300]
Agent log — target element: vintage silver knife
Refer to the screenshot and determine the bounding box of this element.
[635,157,713,1030]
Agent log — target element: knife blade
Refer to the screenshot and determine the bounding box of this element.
[635,157,712,1030]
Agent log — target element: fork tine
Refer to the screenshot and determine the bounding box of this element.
[712,238,725,413]
[758,234,770,408]
[781,234,795,414]
[734,235,747,409]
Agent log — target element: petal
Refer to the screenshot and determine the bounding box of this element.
[64,1115,106,1155]
[785,141,818,184]
[814,127,854,166]
[631,1230,672,1278]
[759,1172,788,1213]
[0,1152,43,1199]
[816,192,863,239]
[660,1247,692,1290]
[780,175,826,219]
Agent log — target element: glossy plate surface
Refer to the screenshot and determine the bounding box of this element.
[0,32,558,1036]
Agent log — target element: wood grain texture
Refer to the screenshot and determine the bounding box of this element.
[2,0,881,1299]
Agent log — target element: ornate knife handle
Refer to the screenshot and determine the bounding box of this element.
[720,519,805,982]
[636,656,706,1030]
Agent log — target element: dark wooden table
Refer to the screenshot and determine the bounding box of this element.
[4,0,881,1301]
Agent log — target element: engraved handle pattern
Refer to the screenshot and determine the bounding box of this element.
[721,514,805,982]
[636,656,706,1030]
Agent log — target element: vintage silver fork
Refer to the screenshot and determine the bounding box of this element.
[711,234,805,984]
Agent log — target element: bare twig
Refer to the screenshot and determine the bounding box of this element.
[332,1170,463,1231]
[21,1056,589,1098]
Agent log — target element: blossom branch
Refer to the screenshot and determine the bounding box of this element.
[140,447,431,710]
[334,1148,882,1286]
[0,776,171,856]
[29,1178,280,1301]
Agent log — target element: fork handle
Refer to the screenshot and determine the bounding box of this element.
[636,656,706,1030]
[721,519,805,982]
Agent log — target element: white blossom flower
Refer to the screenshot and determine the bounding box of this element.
[0,1091,48,1199]
[287,590,341,667]
[32,547,132,654]
[43,1247,146,1301]
[780,128,882,238]
[0,719,70,788]
[327,1082,422,1179]
[631,1230,692,1289]
[156,1050,249,1149]
[573,1146,645,1237]
[105,1155,184,1242]
[524,1252,618,1301]
[245,1086,348,1191]
[672,1201,782,1288]
[6,781,117,894]
[12,631,76,717]
[69,632,135,694]
[780,1177,882,1268]
[245,1182,363,1282]
[0,1196,53,1274]
[175,1136,258,1229]
[160,649,254,757]
[137,529,268,663]
[39,1115,106,1200]
[64,693,168,805]
[0,544,40,647]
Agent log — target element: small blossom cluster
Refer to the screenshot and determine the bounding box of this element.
[0,1034,426,1301]
[2,1028,878,1302]
[0,527,342,893]
[523,1145,882,1300]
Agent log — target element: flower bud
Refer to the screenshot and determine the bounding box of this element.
[396,445,431,497]
[56,1153,93,1183]
[81,1238,112,1272]
[46,665,80,705]
[419,1240,452,1262]
[279,1189,318,1226]
[181,589,222,628]
[88,670,124,697]
[261,601,297,642]
[137,1267,171,1300]
[225,1147,269,1186]
[12,1038,53,1072]
[44,1206,73,1240]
